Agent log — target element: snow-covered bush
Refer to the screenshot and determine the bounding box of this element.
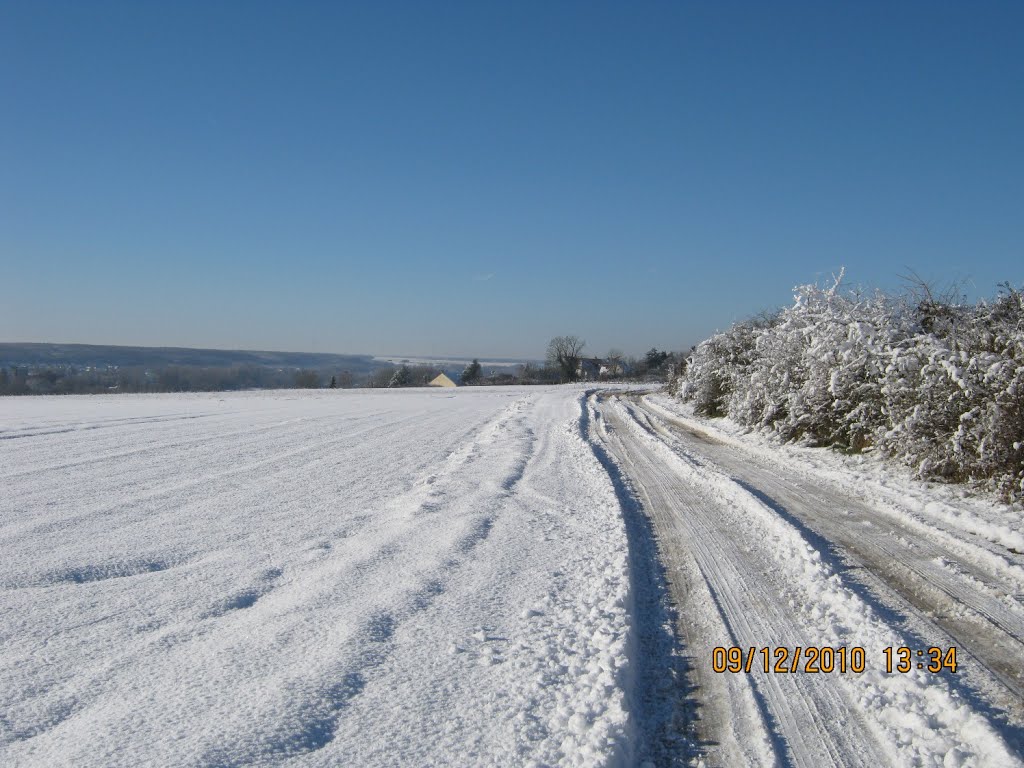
[682,317,763,417]
[878,286,1024,498]
[675,276,1024,502]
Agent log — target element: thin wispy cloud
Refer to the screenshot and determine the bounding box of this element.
[472,273,495,282]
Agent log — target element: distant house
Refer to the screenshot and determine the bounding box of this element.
[600,359,630,378]
[576,358,604,381]
[428,373,457,388]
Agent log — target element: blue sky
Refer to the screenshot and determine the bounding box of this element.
[3,1,1022,358]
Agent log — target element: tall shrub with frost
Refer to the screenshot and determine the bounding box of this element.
[725,272,895,447]
[678,274,1024,502]
[744,277,845,442]
[880,286,1024,498]
[682,318,762,417]
[825,295,904,451]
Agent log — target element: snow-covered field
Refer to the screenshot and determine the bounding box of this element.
[4,385,1023,767]
[0,387,650,766]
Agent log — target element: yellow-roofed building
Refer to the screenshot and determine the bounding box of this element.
[428,373,457,388]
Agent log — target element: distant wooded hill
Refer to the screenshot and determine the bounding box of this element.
[0,343,390,395]
[0,343,380,372]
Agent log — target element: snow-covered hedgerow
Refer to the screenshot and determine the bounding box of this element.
[678,275,1024,501]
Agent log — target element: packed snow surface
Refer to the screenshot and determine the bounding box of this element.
[599,394,1021,765]
[0,387,638,766]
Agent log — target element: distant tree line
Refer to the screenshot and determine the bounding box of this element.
[0,360,554,394]
[0,364,369,395]
[0,343,684,395]
[542,336,681,383]
[377,360,554,387]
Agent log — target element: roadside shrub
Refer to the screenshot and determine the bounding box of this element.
[675,275,1024,502]
[683,319,761,417]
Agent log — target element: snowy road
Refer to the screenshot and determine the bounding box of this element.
[591,391,1024,766]
[1,387,672,767]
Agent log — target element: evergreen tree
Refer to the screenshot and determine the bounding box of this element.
[461,359,482,385]
[388,365,411,388]
[645,348,669,371]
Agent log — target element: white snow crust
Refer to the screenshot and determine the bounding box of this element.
[4,385,1019,766]
[0,387,634,767]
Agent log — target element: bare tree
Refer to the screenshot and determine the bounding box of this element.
[366,367,397,388]
[546,336,586,383]
[899,268,969,337]
[605,349,624,378]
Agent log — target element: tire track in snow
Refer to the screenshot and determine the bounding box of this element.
[596,392,1020,767]
[0,407,455,545]
[3,388,644,767]
[308,389,635,766]
[0,411,386,482]
[597,395,870,767]
[0,392,541,763]
[578,393,706,766]
[636,394,1024,743]
[0,412,219,440]
[204,396,546,761]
